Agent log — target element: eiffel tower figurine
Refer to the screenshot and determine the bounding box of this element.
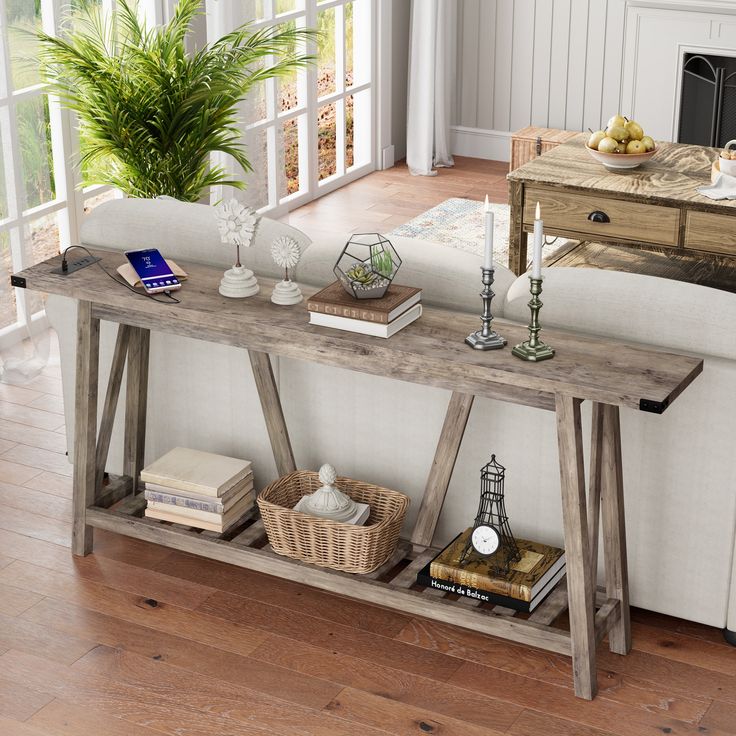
[458,454,521,576]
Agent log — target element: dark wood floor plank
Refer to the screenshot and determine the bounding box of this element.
[197,588,462,682]
[153,549,411,636]
[23,597,342,710]
[448,661,728,736]
[249,633,524,732]
[630,607,734,648]
[324,686,506,736]
[72,645,389,736]
[395,617,711,723]
[629,621,736,676]
[0,560,268,658]
[700,701,736,734]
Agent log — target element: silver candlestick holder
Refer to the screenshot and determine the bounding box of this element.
[512,276,555,361]
[465,267,507,350]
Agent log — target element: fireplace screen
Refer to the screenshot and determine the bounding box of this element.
[678,53,736,148]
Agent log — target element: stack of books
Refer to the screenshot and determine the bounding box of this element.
[141,447,254,533]
[307,281,422,338]
[417,528,566,612]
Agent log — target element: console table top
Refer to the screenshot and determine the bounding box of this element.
[508,133,735,212]
[14,250,702,413]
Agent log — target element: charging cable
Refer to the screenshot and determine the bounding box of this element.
[60,245,181,304]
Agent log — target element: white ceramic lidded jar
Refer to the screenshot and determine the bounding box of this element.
[719,140,736,176]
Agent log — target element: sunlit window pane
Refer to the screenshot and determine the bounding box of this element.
[7,0,42,90]
[317,7,336,97]
[18,95,56,210]
[0,231,16,330]
[318,102,336,180]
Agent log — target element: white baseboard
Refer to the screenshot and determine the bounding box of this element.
[380,145,395,170]
[450,125,512,162]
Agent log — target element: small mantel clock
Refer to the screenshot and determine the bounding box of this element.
[458,454,521,576]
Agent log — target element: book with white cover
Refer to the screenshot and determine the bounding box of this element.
[140,447,252,498]
[309,303,422,338]
[144,480,253,514]
[144,472,253,502]
[145,493,254,532]
[146,490,254,524]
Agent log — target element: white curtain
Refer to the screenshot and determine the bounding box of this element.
[406,0,456,176]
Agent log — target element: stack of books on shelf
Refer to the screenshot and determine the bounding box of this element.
[141,447,254,533]
[417,528,566,612]
[307,281,422,338]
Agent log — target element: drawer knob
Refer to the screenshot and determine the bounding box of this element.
[588,210,610,223]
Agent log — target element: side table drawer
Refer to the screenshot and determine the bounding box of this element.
[684,210,736,255]
[524,186,681,246]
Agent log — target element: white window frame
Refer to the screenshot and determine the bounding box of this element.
[208,0,378,217]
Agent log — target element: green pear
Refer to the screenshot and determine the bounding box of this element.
[615,141,627,154]
[588,130,607,150]
[607,114,627,129]
[640,135,655,152]
[625,121,644,141]
[626,140,646,154]
[597,137,619,154]
[606,125,630,142]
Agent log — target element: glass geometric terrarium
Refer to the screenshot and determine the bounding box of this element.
[334,233,402,299]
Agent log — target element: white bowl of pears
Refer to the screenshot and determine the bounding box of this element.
[585,115,657,170]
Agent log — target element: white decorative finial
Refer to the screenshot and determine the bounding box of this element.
[319,463,337,486]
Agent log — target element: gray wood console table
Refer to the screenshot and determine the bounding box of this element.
[12,250,702,700]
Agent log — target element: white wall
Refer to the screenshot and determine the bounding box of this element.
[453,0,736,161]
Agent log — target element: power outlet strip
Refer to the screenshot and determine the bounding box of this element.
[52,255,101,275]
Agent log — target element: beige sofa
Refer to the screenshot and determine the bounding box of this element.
[46,198,736,637]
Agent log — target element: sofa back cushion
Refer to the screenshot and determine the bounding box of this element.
[80,197,311,280]
[503,267,736,362]
[298,233,516,313]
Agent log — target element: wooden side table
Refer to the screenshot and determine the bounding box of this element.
[12,251,703,700]
[507,134,736,276]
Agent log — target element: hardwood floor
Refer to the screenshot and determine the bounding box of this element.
[0,160,735,735]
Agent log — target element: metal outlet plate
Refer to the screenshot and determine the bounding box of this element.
[52,255,101,275]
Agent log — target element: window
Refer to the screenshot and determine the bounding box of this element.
[207,0,375,214]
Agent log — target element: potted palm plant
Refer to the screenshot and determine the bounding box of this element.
[36,0,315,202]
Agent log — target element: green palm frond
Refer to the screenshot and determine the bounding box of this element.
[36,0,318,202]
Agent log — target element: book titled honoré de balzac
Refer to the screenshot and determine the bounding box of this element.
[416,528,566,613]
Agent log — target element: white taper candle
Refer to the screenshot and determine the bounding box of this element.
[483,195,494,270]
[532,201,543,279]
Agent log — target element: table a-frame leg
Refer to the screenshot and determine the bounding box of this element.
[124,327,150,490]
[588,402,605,607]
[72,301,100,556]
[411,391,474,551]
[249,351,297,477]
[95,324,132,491]
[556,394,597,700]
[600,403,631,655]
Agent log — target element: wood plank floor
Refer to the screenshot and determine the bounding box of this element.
[1,159,735,735]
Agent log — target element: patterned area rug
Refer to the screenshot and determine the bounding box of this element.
[388,197,569,267]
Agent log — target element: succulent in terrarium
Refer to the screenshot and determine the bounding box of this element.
[334,233,402,299]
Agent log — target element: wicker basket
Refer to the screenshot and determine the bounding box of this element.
[257,470,410,574]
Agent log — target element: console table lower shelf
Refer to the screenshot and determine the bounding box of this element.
[87,488,619,656]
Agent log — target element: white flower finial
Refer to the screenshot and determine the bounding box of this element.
[214,199,258,247]
[270,235,301,279]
